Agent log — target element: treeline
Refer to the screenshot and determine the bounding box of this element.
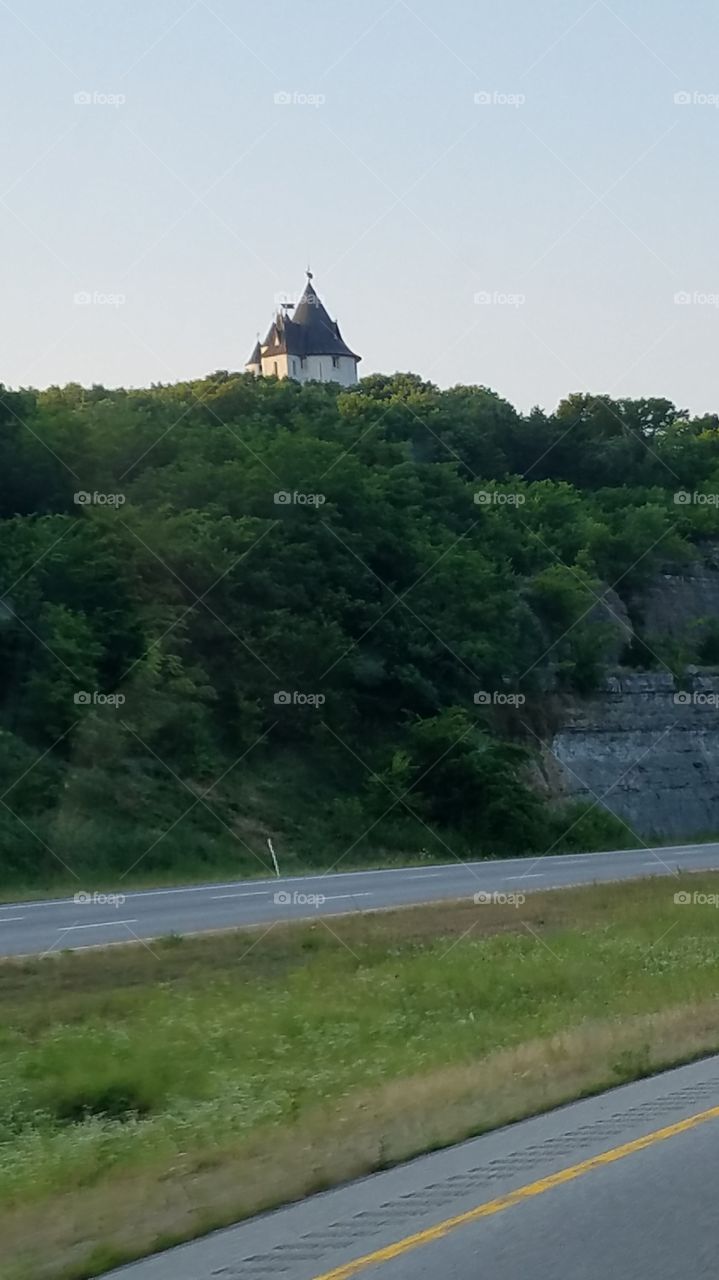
[2,372,719,887]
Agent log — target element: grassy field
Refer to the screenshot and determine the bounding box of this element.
[2,874,719,1279]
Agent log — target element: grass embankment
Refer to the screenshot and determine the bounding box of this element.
[2,875,719,1279]
[0,748,645,902]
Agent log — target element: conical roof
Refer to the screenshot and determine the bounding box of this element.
[245,340,262,367]
[290,278,360,358]
[261,278,360,362]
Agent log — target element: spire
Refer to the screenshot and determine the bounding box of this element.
[250,273,361,368]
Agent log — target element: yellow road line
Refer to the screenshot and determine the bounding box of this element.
[311,1102,719,1279]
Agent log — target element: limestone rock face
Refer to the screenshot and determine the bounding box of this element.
[586,587,634,663]
[551,671,719,837]
[634,558,719,643]
[544,544,719,838]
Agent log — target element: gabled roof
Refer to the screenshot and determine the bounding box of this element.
[261,278,360,362]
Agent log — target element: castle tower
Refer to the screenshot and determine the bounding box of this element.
[245,273,360,386]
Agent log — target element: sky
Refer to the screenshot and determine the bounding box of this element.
[1,0,718,415]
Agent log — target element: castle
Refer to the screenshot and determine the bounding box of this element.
[245,272,360,386]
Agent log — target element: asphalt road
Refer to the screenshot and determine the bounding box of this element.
[105,1053,719,1280]
[2,840,719,957]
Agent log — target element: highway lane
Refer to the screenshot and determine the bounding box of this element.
[105,1053,719,1280]
[2,839,719,956]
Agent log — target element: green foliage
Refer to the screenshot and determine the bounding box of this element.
[1,373,718,887]
[698,619,719,665]
[546,801,637,852]
[375,709,545,850]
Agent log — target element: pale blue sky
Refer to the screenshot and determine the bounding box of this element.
[1,0,718,413]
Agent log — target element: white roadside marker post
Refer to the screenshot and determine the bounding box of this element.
[267,837,281,878]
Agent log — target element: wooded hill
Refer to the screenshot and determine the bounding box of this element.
[2,372,718,886]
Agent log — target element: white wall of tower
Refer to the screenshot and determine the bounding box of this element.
[260,353,357,386]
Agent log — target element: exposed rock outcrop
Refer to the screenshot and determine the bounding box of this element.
[550,671,719,837]
[631,545,719,645]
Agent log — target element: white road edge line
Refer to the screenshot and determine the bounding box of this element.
[5,843,718,911]
[58,920,139,931]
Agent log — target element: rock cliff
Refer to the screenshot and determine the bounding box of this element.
[548,545,719,837]
[551,671,719,838]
